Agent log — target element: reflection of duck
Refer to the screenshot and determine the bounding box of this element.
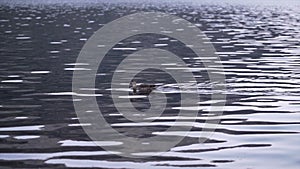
[130,81,157,95]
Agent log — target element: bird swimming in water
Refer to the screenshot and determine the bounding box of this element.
[130,81,157,95]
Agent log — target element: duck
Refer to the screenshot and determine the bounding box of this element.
[130,81,157,95]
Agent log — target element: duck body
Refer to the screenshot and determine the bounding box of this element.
[130,81,157,95]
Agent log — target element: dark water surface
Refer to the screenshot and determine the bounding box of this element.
[0,1,300,169]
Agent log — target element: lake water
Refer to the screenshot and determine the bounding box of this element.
[0,1,299,169]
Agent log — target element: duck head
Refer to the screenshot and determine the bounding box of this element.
[130,81,137,93]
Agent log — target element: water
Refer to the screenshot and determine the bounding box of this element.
[0,1,300,169]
